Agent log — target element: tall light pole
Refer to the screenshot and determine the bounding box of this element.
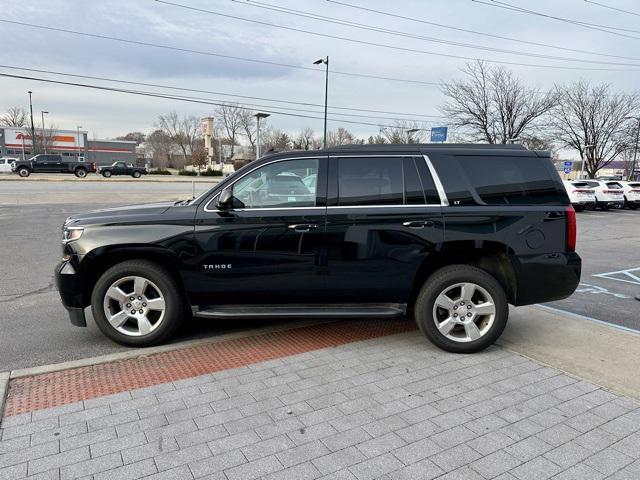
[254,112,270,159]
[27,91,36,155]
[313,56,329,149]
[40,111,49,154]
[76,126,83,161]
[625,116,640,181]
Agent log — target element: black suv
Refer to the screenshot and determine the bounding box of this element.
[56,144,581,353]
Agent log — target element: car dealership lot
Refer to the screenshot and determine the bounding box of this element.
[0,180,639,371]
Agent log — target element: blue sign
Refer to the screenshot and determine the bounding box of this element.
[430,127,448,143]
[563,161,573,168]
[563,167,572,174]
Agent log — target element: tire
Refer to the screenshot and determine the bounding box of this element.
[414,265,508,354]
[75,168,87,178]
[132,171,141,178]
[102,170,112,178]
[17,167,30,177]
[574,205,583,212]
[91,260,184,347]
[629,204,638,210]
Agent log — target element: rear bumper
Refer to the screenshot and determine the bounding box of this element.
[597,199,624,208]
[54,260,88,327]
[511,252,581,306]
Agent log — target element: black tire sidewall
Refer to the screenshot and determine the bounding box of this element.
[132,171,141,178]
[91,260,183,347]
[75,168,87,178]
[18,167,29,177]
[415,265,508,354]
[103,171,111,178]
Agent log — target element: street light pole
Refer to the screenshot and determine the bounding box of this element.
[40,111,49,154]
[254,112,270,159]
[76,126,83,161]
[313,56,329,148]
[27,91,36,155]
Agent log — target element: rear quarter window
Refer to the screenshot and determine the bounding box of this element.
[457,155,564,205]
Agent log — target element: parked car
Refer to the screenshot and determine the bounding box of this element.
[563,180,596,211]
[56,144,580,353]
[579,180,624,210]
[98,161,147,178]
[0,157,18,174]
[11,154,96,178]
[619,181,640,209]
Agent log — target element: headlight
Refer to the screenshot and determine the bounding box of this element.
[63,226,84,243]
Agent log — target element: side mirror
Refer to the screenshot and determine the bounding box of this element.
[216,187,233,210]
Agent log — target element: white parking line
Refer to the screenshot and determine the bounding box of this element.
[593,268,640,286]
[535,304,640,335]
[575,282,631,299]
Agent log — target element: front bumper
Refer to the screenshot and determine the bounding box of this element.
[54,260,87,327]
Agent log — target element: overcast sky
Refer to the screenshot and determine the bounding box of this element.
[1,0,639,147]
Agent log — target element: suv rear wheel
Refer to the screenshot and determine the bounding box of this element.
[414,265,508,353]
[91,260,184,347]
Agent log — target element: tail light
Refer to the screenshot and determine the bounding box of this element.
[566,207,576,252]
[603,189,622,194]
[572,189,592,194]
[631,189,640,193]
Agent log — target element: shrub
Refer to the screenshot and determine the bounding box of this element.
[148,169,171,175]
[178,169,197,176]
[201,168,223,176]
[233,160,251,171]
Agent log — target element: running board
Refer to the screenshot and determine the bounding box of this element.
[194,303,406,319]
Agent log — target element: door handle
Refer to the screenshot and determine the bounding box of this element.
[402,220,434,229]
[288,224,318,232]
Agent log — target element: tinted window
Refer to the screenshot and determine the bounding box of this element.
[606,182,623,189]
[0,160,5,165]
[413,157,441,204]
[232,158,318,208]
[337,157,403,206]
[457,155,562,205]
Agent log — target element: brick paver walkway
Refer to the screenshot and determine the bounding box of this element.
[1,330,639,480]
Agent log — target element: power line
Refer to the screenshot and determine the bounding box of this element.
[0,72,446,130]
[326,0,640,62]
[233,0,640,67]
[583,0,640,18]
[0,64,445,120]
[472,0,640,41]
[153,0,640,71]
[0,18,441,88]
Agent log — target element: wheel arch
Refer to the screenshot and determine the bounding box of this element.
[409,241,517,310]
[79,246,189,308]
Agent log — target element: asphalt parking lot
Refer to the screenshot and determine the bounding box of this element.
[1,180,639,371]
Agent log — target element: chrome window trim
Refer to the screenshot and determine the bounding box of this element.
[203,156,322,212]
[423,154,449,207]
[326,204,441,210]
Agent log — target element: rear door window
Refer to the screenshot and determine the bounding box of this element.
[606,182,623,189]
[457,155,562,205]
[337,157,404,206]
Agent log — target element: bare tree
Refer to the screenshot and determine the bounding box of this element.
[191,144,208,173]
[146,129,173,169]
[0,107,28,127]
[116,132,146,145]
[326,128,362,147]
[35,125,57,155]
[292,128,320,150]
[215,104,244,159]
[261,128,292,152]
[367,134,387,144]
[157,111,201,162]
[238,110,257,155]
[551,81,639,178]
[380,121,427,144]
[440,61,556,144]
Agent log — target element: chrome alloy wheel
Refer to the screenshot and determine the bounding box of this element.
[432,282,496,343]
[102,275,166,337]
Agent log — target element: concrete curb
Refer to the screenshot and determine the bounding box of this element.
[9,318,336,380]
[0,371,9,422]
[0,177,221,184]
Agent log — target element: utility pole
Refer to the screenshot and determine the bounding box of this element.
[76,126,83,161]
[27,91,36,155]
[313,56,329,149]
[41,111,49,154]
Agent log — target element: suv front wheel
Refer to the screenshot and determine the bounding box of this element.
[414,265,508,353]
[91,260,184,347]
